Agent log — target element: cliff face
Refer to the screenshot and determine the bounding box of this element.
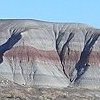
[0,19,100,89]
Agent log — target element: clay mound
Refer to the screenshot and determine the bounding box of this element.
[0,19,100,89]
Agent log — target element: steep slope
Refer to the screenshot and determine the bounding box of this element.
[53,23,100,88]
[0,20,69,88]
[0,19,100,89]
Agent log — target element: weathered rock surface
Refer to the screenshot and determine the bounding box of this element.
[0,19,100,89]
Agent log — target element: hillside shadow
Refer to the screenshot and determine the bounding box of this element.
[72,33,100,83]
[0,33,22,63]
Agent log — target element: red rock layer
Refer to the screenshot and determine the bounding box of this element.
[4,46,60,62]
[60,50,100,65]
[4,46,100,65]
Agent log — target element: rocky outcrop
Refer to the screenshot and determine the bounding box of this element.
[0,19,100,89]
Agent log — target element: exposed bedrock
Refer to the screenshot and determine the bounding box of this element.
[0,19,100,89]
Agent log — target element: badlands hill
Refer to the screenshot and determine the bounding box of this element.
[0,19,100,89]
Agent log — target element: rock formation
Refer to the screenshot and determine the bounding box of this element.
[0,19,100,89]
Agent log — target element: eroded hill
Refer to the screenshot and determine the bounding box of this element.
[0,19,100,89]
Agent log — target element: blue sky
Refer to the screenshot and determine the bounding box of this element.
[0,0,100,28]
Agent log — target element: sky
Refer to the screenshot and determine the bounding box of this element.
[0,0,100,28]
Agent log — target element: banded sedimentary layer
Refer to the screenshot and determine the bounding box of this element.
[0,19,100,89]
